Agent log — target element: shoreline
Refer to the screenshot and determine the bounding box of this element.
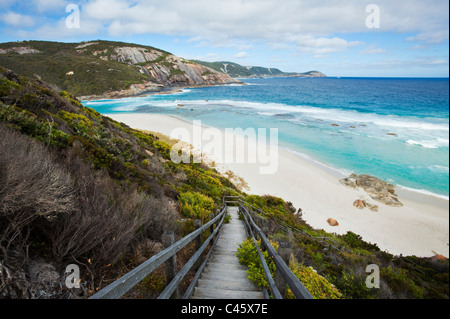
[78,82,247,101]
[280,144,450,204]
[104,112,449,258]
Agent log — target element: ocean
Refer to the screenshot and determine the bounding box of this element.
[84,77,450,199]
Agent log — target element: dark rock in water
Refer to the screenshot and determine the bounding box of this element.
[340,174,403,207]
[274,113,295,119]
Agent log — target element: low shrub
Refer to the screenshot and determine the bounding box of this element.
[178,191,215,222]
[0,104,70,148]
[286,260,342,299]
[381,267,424,299]
[236,238,277,289]
[0,77,21,96]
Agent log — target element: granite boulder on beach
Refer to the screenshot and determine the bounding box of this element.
[341,174,403,207]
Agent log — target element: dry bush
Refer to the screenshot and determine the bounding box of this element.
[0,124,179,296]
[0,124,76,261]
[51,151,179,273]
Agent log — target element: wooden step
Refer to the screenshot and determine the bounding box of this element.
[199,272,251,284]
[191,205,265,299]
[197,278,260,292]
[202,267,248,278]
[205,261,247,272]
[208,256,243,265]
[192,287,264,299]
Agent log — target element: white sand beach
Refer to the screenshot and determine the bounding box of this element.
[106,113,449,258]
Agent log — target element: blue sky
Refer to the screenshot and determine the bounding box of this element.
[0,0,448,77]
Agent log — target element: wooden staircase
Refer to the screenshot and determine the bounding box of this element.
[90,196,313,300]
[191,206,264,299]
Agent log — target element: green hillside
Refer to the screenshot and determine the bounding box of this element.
[192,60,326,78]
[191,60,254,78]
[0,40,238,99]
[0,41,150,96]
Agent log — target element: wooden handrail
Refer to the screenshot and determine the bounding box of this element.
[89,206,226,299]
[90,196,316,300]
[239,203,314,299]
[182,216,226,299]
[239,203,283,299]
[158,211,227,299]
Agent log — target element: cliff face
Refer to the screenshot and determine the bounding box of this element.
[110,46,239,86]
[0,41,241,99]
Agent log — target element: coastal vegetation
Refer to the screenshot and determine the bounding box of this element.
[235,194,448,299]
[0,66,448,299]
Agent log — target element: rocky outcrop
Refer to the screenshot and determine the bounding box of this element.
[341,174,403,207]
[327,218,339,226]
[431,254,448,261]
[353,199,366,209]
[0,46,40,54]
[77,46,242,100]
[74,45,243,100]
[109,46,241,88]
[79,81,165,100]
[113,46,162,64]
[304,71,327,78]
[353,199,379,212]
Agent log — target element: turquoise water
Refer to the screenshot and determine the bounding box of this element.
[84,77,449,199]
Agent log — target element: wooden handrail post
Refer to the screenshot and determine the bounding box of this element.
[275,241,292,298]
[210,213,215,232]
[194,219,202,270]
[162,230,179,299]
[260,218,270,252]
[209,213,215,247]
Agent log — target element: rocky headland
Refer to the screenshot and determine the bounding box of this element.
[0,40,241,100]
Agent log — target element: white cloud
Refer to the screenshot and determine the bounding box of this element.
[2,0,448,64]
[75,0,448,55]
[0,11,35,27]
[361,44,386,55]
[296,35,363,57]
[406,30,450,45]
[234,51,248,59]
[14,17,103,40]
[35,0,68,12]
